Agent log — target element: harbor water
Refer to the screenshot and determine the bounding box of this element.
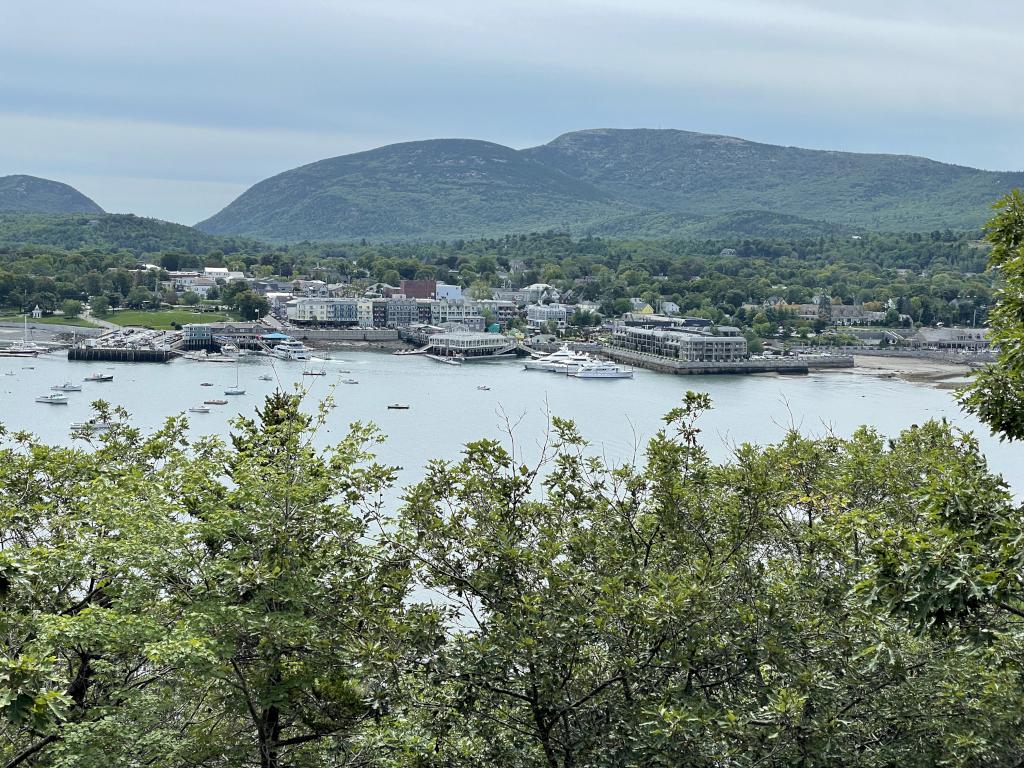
[2,350,1021,497]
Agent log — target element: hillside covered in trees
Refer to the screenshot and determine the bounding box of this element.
[196,129,1024,241]
[0,175,104,215]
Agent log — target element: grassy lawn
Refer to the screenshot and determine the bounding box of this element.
[0,313,99,328]
[105,309,239,329]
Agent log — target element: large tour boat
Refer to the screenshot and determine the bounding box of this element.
[272,340,312,361]
[571,360,634,379]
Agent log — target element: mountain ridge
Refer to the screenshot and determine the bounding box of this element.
[196,129,1024,241]
[0,175,104,215]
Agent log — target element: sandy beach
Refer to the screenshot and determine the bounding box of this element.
[847,354,975,389]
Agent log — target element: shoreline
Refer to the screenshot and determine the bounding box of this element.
[844,355,975,389]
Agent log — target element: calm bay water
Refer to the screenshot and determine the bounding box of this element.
[2,350,1021,496]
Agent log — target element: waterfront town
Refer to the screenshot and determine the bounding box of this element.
[1,261,994,378]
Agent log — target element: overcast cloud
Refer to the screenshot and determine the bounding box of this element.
[1,0,1021,224]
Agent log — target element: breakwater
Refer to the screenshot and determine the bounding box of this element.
[601,346,854,375]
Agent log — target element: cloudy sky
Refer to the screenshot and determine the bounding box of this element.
[2,0,1021,224]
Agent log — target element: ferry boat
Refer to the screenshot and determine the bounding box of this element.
[571,361,634,379]
[523,345,593,373]
[272,340,312,361]
[36,393,69,404]
[84,372,114,382]
[51,381,83,392]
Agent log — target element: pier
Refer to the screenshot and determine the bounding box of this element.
[68,347,176,363]
[600,346,854,375]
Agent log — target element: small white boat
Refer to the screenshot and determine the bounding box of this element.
[224,360,245,395]
[51,381,83,392]
[342,379,359,384]
[36,393,69,404]
[189,405,211,413]
[204,399,228,405]
[84,372,114,382]
[258,374,274,381]
[71,418,113,432]
[477,385,491,391]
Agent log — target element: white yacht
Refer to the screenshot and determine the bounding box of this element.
[272,340,312,361]
[571,360,634,379]
[523,345,593,373]
[51,381,83,392]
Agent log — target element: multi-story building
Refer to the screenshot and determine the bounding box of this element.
[433,300,483,327]
[356,299,374,328]
[286,298,359,325]
[474,299,518,328]
[385,298,419,327]
[526,303,570,331]
[399,279,437,299]
[435,282,463,302]
[611,325,749,362]
[372,299,387,328]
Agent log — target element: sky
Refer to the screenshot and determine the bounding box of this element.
[2,0,1022,225]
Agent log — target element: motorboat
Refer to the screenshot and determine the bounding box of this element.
[189,405,211,413]
[342,379,359,384]
[523,345,593,373]
[36,393,68,404]
[51,381,83,392]
[477,385,491,390]
[200,382,214,387]
[387,404,410,410]
[272,340,312,361]
[204,399,228,405]
[71,418,113,432]
[84,372,114,382]
[571,361,634,379]
[259,374,274,381]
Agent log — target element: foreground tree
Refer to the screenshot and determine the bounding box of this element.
[0,394,434,767]
[961,189,1024,440]
[397,396,1024,766]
